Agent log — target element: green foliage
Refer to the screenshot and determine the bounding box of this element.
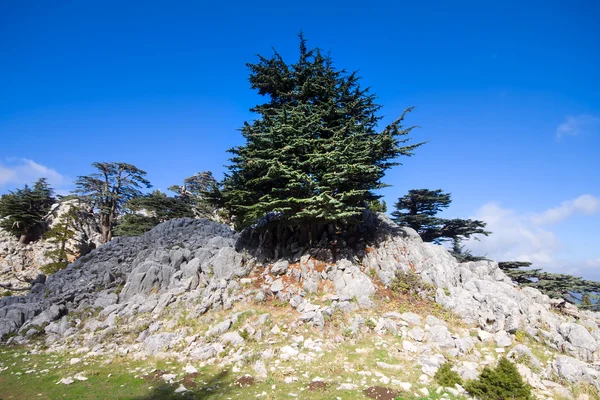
[390,269,435,299]
[364,318,376,330]
[219,34,423,230]
[114,190,194,237]
[434,362,462,387]
[391,189,450,234]
[367,199,387,213]
[498,261,600,309]
[168,171,220,220]
[449,237,488,263]
[40,205,79,275]
[0,178,56,243]
[465,358,532,400]
[74,162,152,243]
[391,189,489,245]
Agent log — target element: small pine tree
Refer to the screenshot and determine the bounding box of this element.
[465,358,532,400]
[434,362,463,387]
[41,206,78,275]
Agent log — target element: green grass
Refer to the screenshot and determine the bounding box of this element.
[1,346,463,400]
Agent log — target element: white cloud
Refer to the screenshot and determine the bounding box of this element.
[531,194,600,225]
[555,114,600,139]
[0,158,69,193]
[465,202,560,265]
[464,195,600,281]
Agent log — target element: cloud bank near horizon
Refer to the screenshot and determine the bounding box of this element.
[466,194,600,280]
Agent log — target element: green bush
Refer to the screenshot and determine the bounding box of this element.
[465,358,532,400]
[434,362,463,387]
[390,269,435,298]
[40,261,68,275]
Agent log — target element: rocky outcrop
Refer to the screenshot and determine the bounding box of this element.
[0,213,599,392]
[0,199,102,291]
[0,218,245,339]
[361,215,600,365]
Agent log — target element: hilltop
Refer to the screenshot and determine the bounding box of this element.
[0,213,599,399]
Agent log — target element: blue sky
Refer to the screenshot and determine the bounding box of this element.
[1,1,599,278]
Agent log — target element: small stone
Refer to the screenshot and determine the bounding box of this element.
[337,383,358,390]
[174,384,188,393]
[270,325,281,335]
[408,327,426,342]
[270,279,284,293]
[57,377,74,385]
[185,364,198,374]
[69,358,81,365]
[494,331,512,347]
[73,373,88,381]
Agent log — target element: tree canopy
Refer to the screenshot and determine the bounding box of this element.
[391,189,489,244]
[219,34,424,230]
[114,190,194,237]
[0,178,56,244]
[168,171,219,220]
[498,261,600,308]
[74,162,152,243]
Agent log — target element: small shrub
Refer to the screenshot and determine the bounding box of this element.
[434,362,462,387]
[465,358,532,400]
[515,329,528,343]
[364,318,376,330]
[2,290,12,297]
[239,328,250,341]
[40,261,68,275]
[273,299,288,308]
[389,270,435,299]
[342,328,354,338]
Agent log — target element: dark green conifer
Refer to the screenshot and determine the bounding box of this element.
[0,178,56,244]
[391,188,489,243]
[220,34,423,230]
[115,190,194,237]
[41,205,79,274]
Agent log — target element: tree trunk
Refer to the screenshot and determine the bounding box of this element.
[101,223,110,244]
[19,232,29,245]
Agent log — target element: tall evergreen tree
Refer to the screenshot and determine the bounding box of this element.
[74,162,152,243]
[220,35,423,230]
[0,178,56,244]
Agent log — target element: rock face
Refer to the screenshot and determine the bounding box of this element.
[0,212,599,391]
[0,199,102,290]
[0,218,245,339]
